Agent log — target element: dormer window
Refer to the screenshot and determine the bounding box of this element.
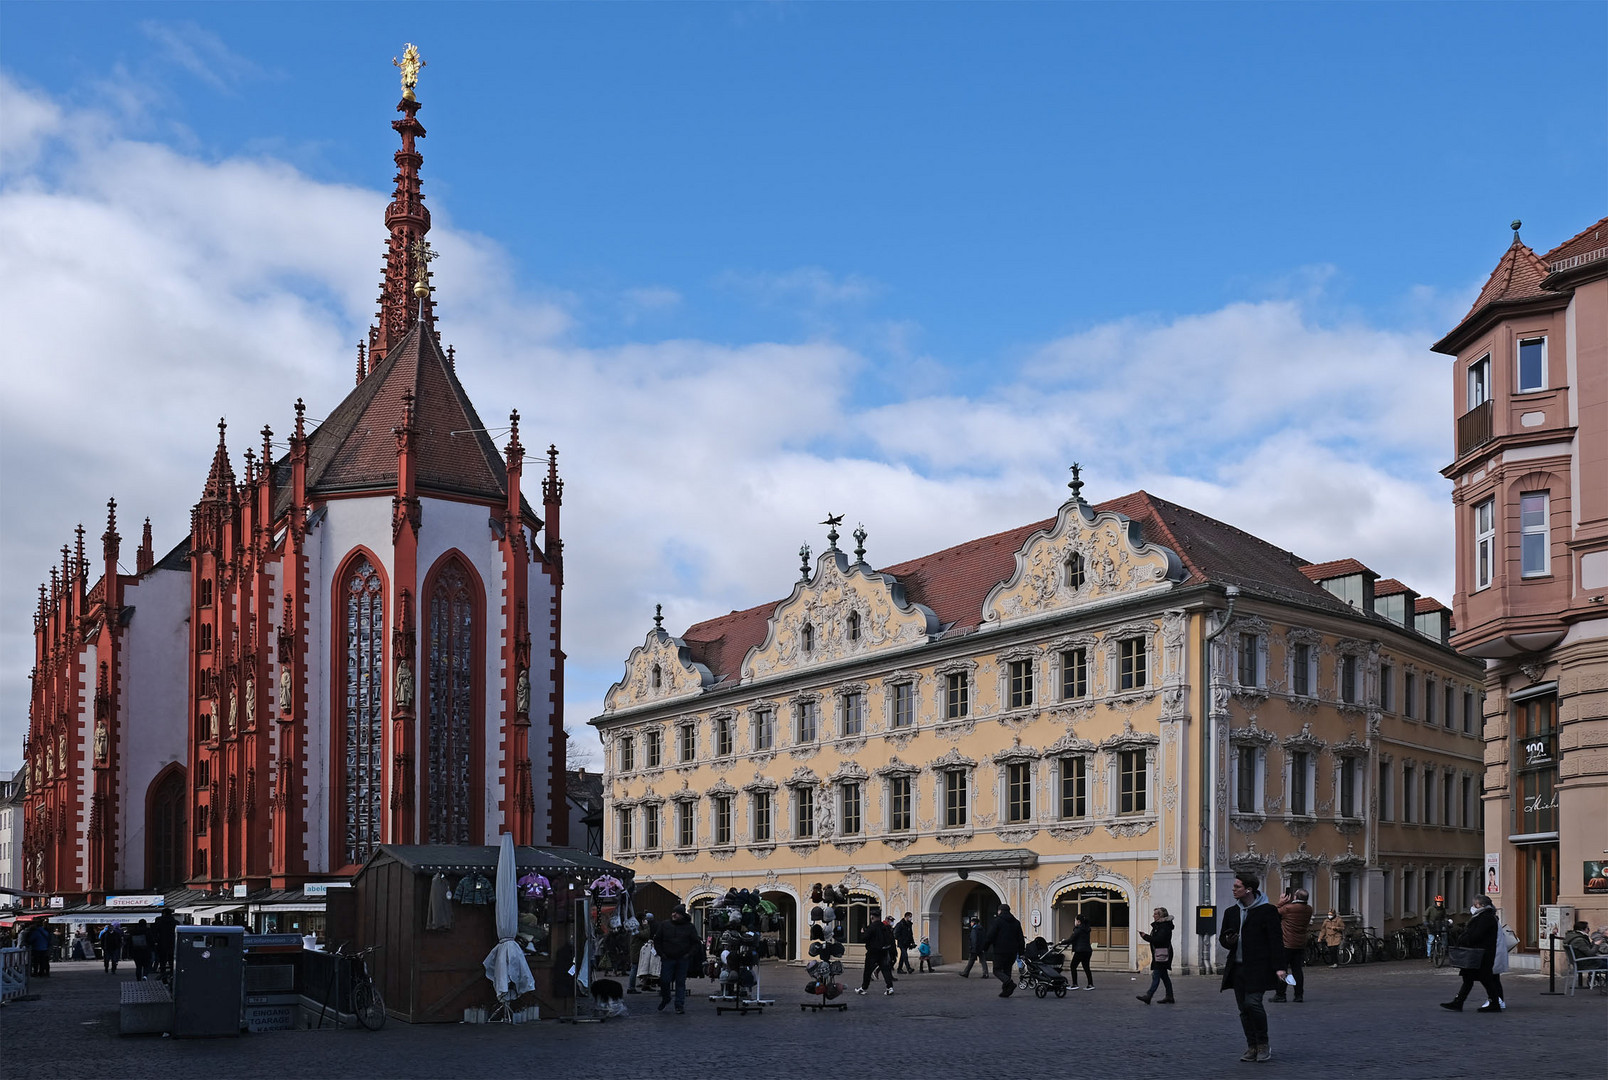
[651,664,662,689]
[846,611,860,642]
[1064,552,1086,589]
[801,622,815,653]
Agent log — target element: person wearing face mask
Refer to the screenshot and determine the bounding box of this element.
[1318,909,1346,968]
[1441,895,1505,1013]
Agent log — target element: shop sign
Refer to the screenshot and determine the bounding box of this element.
[1521,734,1555,769]
[48,896,64,908]
[107,895,164,908]
[233,884,249,899]
[302,882,351,898]
[1523,791,1560,815]
[1586,862,1608,896]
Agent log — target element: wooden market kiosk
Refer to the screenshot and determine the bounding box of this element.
[329,844,633,1024]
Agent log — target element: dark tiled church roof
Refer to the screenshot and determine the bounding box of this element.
[273,324,529,519]
[675,491,1360,684]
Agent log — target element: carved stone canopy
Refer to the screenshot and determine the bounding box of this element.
[1228,720,1277,747]
[875,756,920,778]
[1100,719,1160,751]
[926,746,978,770]
[1282,724,1326,752]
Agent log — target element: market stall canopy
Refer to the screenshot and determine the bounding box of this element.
[359,844,634,880]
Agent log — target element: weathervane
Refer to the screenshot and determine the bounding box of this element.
[394,43,426,102]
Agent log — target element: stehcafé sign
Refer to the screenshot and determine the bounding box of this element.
[107,895,165,908]
[302,882,351,898]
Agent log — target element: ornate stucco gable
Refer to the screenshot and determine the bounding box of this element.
[981,498,1185,627]
[603,626,714,712]
[742,547,940,681]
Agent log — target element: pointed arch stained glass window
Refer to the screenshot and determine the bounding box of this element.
[428,560,475,844]
[343,557,385,866]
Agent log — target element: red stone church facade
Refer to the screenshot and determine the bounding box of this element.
[22,77,568,902]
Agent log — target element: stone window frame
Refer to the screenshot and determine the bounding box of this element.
[1332,638,1369,711]
[1232,616,1272,694]
[783,768,820,841]
[928,748,979,831]
[670,792,698,849]
[711,710,736,758]
[1285,627,1322,700]
[614,804,634,852]
[638,797,664,850]
[676,718,698,764]
[791,692,822,744]
[882,671,920,731]
[747,701,778,753]
[997,645,1042,715]
[1100,726,1160,818]
[1107,621,1159,697]
[1377,753,1393,822]
[1331,740,1368,822]
[1049,634,1097,703]
[617,733,636,775]
[642,726,665,771]
[1281,726,1325,819]
[749,786,775,844]
[1229,724,1276,817]
[992,743,1041,825]
[834,682,871,739]
[876,759,920,833]
[934,659,977,722]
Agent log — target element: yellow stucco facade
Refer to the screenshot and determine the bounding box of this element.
[592,493,1485,971]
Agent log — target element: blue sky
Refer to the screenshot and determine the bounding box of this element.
[1,2,1604,767]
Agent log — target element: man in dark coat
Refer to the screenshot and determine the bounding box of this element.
[894,912,916,974]
[153,910,178,978]
[980,903,1026,997]
[960,917,990,977]
[651,905,701,1014]
[1441,895,1505,1013]
[858,916,897,995]
[1219,873,1287,1063]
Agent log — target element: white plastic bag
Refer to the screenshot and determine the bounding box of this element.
[1493,922,1514,974]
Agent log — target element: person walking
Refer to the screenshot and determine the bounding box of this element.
[126,920,154,981]
[918,937,934,972]
[1136,908,1176,1004]
[1219,872,1288,1064]
[27,921,53,978]
[895,912,917,974]
[980,903,1026,998]
[1067,913,1095,989]
[99,923,124,974]
[153,910,178,978]
[1440,895,1506,1013]
[960,917,990,977]
[651,904,700,1014]
[1319,909,1346,968]
[1273,888,1313,1003]
[858,915,897,995]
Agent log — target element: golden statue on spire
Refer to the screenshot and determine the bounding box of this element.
[410,237,436,298]
[394,43,426,101]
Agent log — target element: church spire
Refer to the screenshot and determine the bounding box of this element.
[370,43,436,364]
[204,418,234,499]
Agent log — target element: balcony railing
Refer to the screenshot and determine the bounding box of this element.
[1457,399,1494,457]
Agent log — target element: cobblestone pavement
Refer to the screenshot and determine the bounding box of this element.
[5,960,1605,1079]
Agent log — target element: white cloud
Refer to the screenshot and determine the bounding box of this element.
[0,79,1459,771]
[139,21,261,92]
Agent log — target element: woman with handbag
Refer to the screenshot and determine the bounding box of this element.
[1136,908,1176,1004]
[1441,895,1505,1013]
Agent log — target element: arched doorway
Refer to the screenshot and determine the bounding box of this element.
[145,764,187,891]
[1053,884,1131,969]
[927,878,1002,966]
[761,890,797,960]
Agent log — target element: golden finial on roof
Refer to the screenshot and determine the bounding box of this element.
[394,43,426,102]
[410,236,436,298]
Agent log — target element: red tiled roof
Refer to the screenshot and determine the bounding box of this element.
[1372,578,1412,597]
[1298,558,1374,583]
[273,324,532,519]
[1414,596,1450,614]
[676,491,1364,683]
[1460,239,1560,322]
[1542,216,1608,266]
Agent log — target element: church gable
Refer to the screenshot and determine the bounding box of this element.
[982,498,1184,627]
[742,549,939,681]
[605,627,713,713]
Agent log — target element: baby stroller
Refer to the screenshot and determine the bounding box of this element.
[1019,937,1070,998]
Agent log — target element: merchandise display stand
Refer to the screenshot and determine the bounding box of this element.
[560,897,605,1025]
[799,881,850,1013]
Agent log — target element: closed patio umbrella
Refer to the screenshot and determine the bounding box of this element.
[482,833,535,1020]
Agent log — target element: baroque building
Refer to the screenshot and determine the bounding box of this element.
[1433,216,1608,952]
[593,484,1484,970]
[22,51,569,905]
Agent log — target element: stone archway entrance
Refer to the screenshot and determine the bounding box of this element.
[926,878,1003,966]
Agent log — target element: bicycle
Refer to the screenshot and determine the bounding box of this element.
[323,943,386,1030]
